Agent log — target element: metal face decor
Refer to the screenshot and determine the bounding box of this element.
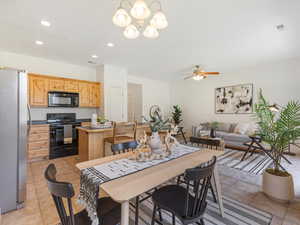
[215,83,253,114]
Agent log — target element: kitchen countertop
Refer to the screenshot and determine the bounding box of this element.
[29,118,91,125]
[77,123,149,133]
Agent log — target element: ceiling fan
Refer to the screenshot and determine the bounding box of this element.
[184,65,220,81]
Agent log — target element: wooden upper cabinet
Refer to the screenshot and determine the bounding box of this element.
[90,83,101,107]
[64,80,79,92]
[78,82,90,107]
[49,78,64,91]
[28,73,101,107]
[29,74,48,107]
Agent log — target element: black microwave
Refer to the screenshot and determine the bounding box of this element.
[48,92,79,107]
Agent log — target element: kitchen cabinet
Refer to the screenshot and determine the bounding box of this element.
[49,78,64,91]
[29,74,49,107]
[79,82,90,107]
[28,74,102,107]
[90,83,101,107]
[64,80,79,92]
[28,124,49,162]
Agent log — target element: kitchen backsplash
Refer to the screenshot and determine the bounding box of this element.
[30,107,98,120]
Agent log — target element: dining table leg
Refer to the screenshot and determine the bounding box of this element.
[121,201,130,225]
[211,163,224,217]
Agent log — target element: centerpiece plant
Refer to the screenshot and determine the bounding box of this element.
[254,89,300,201]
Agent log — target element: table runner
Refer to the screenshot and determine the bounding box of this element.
[78,144,201,225]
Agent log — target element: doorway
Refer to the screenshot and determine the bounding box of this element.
[127,83,143,122]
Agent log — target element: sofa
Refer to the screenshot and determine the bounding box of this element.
[192,122,257,150]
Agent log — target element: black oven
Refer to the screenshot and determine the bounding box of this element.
[47,113,80,159]
[48,92,79,107]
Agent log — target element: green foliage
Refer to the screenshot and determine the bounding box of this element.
[143,110,170,132]
[254,89,300,173]
[172,105,183,125]
[211,121,219,129]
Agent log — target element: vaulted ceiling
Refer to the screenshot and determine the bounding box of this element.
[0,0,299,80]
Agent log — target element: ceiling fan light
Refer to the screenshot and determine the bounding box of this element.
[143,25,159,39]
[150,11,168,29]
[124,24,140,39]
[193,75,204,81]
[130,0,151,20]
[113,8,132,27]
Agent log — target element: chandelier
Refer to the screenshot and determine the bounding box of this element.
[112,0,168,39]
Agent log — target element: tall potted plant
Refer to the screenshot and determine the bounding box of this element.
[254,90,300,201]
[172,105,183,126]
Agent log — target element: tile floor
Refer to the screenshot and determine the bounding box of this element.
[2,148,300,225]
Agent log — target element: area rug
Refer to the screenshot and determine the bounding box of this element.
[129,193,272,225]
[217,149,273,175]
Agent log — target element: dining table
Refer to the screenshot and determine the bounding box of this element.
[76,146,225,225]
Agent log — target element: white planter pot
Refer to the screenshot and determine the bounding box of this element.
[262,170,295,202]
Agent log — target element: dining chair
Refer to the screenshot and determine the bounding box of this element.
[111,144,162,225]
[44,163,121,225]
[104,121,137,154]
[151,156,217,225]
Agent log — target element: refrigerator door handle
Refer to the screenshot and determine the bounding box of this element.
[27,103,32,135]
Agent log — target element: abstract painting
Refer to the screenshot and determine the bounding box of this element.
[215,84,253,114]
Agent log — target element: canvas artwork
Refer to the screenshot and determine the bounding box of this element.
[215,84,253,114]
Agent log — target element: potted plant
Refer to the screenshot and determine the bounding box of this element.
[142,107,170,153]
[172,105,183,126]
[210,121,219,138]
[254,90,300,201]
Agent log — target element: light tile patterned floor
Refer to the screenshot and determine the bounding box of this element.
[2,149,300,225]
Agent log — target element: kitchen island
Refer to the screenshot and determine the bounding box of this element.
[77,124,150,162]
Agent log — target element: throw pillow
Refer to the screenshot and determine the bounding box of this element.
[216,123,231,132]
[199,122,210,130]
[229,123,238,133]
[234,123,250,135]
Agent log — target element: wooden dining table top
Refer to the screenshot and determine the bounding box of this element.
[76,148,224,203]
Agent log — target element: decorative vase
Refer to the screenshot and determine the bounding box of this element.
[262,170,295,202]
[210,128,216,138]
[149,132,162,154]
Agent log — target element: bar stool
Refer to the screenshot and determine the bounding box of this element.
[104,121,137,155]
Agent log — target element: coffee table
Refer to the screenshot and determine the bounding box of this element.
[190,136,225,151]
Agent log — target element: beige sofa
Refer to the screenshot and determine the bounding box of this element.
[192,122,257,150]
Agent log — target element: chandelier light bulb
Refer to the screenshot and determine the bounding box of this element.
[113,8,132,27]
[130,0,151,20]
[143,25,159,39]
[124,24,140,39]
[193,75,204,81]
[150,11,168,30]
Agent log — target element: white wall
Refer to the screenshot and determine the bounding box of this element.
[128,75,171,119]
[171,58,300,130]
[0,51,97,120]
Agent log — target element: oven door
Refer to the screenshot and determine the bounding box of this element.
[48,92,79,107]
[49,124,79,159]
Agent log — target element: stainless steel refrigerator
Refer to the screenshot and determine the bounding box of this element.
[0,68,28,213]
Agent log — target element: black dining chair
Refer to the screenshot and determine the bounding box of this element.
[44,163,121,225]
[151,156,217,225]
[111,141,162,225]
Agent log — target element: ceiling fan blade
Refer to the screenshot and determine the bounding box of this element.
[202,72,220,75]
[184,75,194,80]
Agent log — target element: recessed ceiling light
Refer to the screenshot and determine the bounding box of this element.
[107,42,114,47]
[41,20,51,27]
[35,40,44,45]
[276,24,285,31]
[88,61,97,64]
[91,55,98,59]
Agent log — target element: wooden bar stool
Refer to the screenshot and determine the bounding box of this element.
[104,121,137,155]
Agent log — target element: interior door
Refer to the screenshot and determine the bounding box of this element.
[128,83,143,122]
[109,86,124,121]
